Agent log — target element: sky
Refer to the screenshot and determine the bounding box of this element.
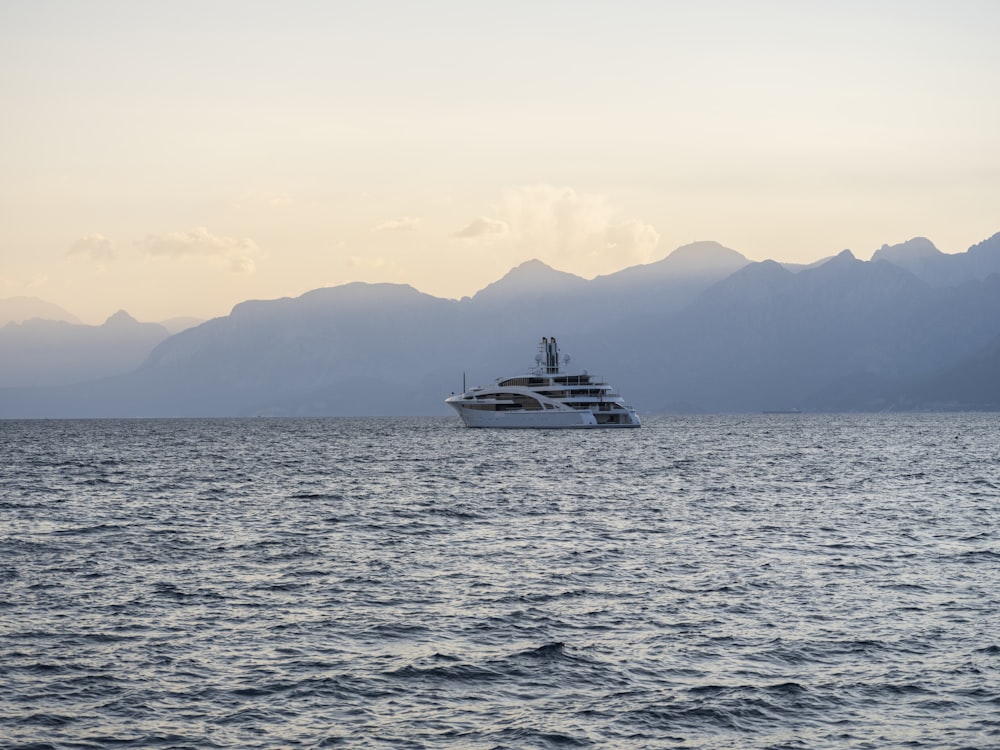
[1,0,998,324]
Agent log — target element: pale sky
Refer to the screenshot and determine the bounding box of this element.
[2,0,998,324]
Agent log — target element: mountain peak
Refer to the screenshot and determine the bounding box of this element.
[103,310,139,327]
[723,258,795,285]
[654,241,749,277]
[500,258,579,283]
[667,240,746,264]
[473,259,586,300]
[512,258,555,274]
[595,240,749,289]
[797,248,866,281]
[872,237,942,262]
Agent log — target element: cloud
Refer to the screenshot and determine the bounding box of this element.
[453,216,509,240]
[229,256,256,274]
[136,227,259,273]
[68,233,116,262]
[138,227,258,258]
[373,217,421,232]
[461,185,660,274]
[605,219,661,257]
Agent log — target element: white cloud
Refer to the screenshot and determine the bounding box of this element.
[453,216,509,240]
[68,233,116,262]
[138,227,258,258]
[500,185,614,253]
[464,185,661,274]
[137,227,260,273]
[229,256,256,274]
[605,219,661,258]
[373,217,421,232]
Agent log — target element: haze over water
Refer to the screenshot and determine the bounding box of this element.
[2,414,998,748]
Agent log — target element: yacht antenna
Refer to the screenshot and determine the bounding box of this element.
[463,371,466,393]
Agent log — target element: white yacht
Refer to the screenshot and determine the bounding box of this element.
[446,336,640,428]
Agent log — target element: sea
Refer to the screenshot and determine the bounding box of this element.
[1,414,998,749]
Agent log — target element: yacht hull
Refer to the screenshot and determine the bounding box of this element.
[447,402,640,429]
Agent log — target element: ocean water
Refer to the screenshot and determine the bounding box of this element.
[1,414,998,749]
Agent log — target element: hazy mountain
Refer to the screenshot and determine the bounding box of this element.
[0,310,169,388]
[965,232,1000,280]
[462,242,754,336]
[461,260,594,334]
[0,296,80,325]
[610,250,1000,412]
[808,330,1000,412]
[871,233,1000,286]
[590,240,751,314]
[1,234,998,416]
[98,284,463,416]
[600,241,749,283]
[902,333,1000,410]
[472,259,588,302]
[781,255,837,272]
[160,316,205,334]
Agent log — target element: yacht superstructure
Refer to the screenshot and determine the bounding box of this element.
[445,336,640,428]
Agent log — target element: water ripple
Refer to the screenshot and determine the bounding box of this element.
[1,414,999,749]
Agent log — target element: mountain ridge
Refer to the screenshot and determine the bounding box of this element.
[1,234,998,415]
[0,312,169,388]
[0,296,80,326]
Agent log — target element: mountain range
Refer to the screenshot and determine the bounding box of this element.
[0,311,170,389]
[1,233,998,417]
